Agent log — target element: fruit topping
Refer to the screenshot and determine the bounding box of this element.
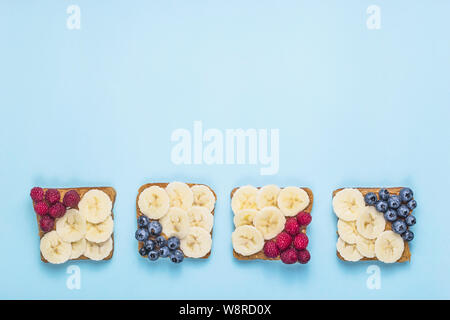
[293,233,309,250]
[280,248,297,264]
[34,201,49,216]
[364,192,377,206]
[375,200,388,213]
[388,195,401,209]
[48,202,66,219]
[263,240,279,258]
[405,215,416,226]
[378,188,390,201]
[275,232,292,251]
[30,187,44,202]
[401,230,414,242]
[167,236,180,250]
[135,228,149,242]
[384,209,398,222]
[148,220,162,236]
[392,220,407,235]
[397,205,410,218]
[399,188,413,203]
[297,211,312,226]
[284,217,300,236]
[39,215,55,232]
[297,249,311,264]
[45,189,60,205]
[137,215,149,228]
[63,190,80,208]
[170,249,184,263]
[148,250,159,261]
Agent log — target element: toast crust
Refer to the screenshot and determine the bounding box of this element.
[332,187,411,263]
[136,183,216,259]
[231,186,313,261]
[34,187,116,263]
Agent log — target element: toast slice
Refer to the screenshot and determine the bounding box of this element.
[332,187,411,263]
[33,187,116,263]
[231,186,313,261]
[136,183,216,259]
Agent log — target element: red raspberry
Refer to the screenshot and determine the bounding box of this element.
[275,232,292,251]
[280,248,297,264]
[45,189,60,204]
[34,202,49,216]
[49,202,66,218]
[297,249,311,264]
[30,187,44,202]
[63,190,80,208]
[39,215,55,232]
[263,241,279,258]
[293,233,309,250]
[297,211,312,226]
[284,217,300,236]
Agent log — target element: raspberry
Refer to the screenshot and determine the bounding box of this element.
[49,202,66,218]
[293,233,309,250]
[63,190,80,208]
[297,249,311,264]
[45,189,60,204]
[263,241,279,258]
[30,187,44,202]
[275,232,292,251]
[34,202,49,216]
[280,248,297,264]
[39,215,55,232]
[297,211,312,226]
[284,217,300,236]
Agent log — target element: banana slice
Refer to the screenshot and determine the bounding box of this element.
[233,209,258,227]
[78,189,112,224]
[85,215,114,243]
[336,237,363,262]
[180,227,212,258]
[232,225,264,256]
[191,185,216,213]
[356,206,386,239]
[256,185,280,209]
[160,207,190,239]
[138,185,170,219]
[187,206,214,233]
[70,238,86,259]
[40,231,72,264]
[166,182,194,211]
[356,235,376,258]
[337,219,359,244]
[56,209,86,243]
[253,206,286,240]
[231,185,258,214]
[375,231,405,263]
[84,237,113,261]
[277,187,310,216]
[332,188,365,221]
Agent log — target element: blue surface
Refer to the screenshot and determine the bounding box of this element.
[0,0,449,299]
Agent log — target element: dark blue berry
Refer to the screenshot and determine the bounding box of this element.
[155,235,167,247]
[384,209,398,222]
[135,228,149,241]
[397,205,410,218]
[402,230,414,241]
[405,215,416,226]
[139,246,148,256]
[137,215,149,228]
[170,249,184,263]
[144,239,156,251]
[399,188,413,203]
[388,195,401,209]
[392,220,407,234]
[364,192,378,206]
[167,236,180,250]
[148,221,162,236]
[375,200,388,213]
[148,250,159,261]
[159,246,170,258]
[379,189,390,201]
[407,199,417,210]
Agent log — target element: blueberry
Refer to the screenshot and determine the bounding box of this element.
[135,228,149,241]
[139,246,148,257]
[148,250,159,261]
[407,199,417,210]
[364,192,378,206]
[170,249,184,263]
[159,246,170,258]
[402,230,414,241]
[392,220,407,234]
[167,237,180,250]
[375,200,388,213]
[388,195,401,209]
[144,239,156,251]
[384,209,398,222]
[397,205,410,218]
[378,188,390,201]
[137,215,149,228]
[399,188,414,203]
[148,221,162,236]
[155,235,167,248]
[405,215,416,226]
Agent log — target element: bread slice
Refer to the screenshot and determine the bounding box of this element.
[33,187,116,263]
[332,187,411,263]
[231,186,313,261]
[136,183,216,259]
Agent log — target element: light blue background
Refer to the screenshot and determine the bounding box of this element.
[0,0,449,299]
